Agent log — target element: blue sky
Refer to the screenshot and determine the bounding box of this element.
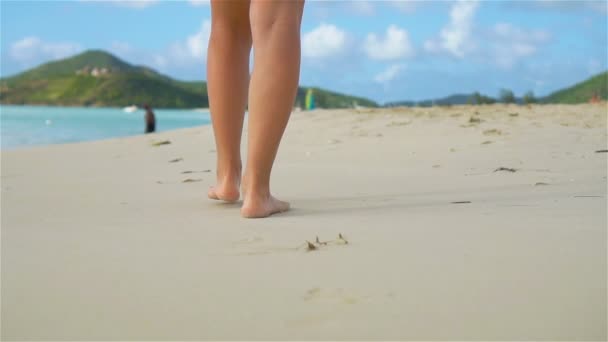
[1,0,607,103]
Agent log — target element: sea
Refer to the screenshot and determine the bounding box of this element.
[0,105,211,150]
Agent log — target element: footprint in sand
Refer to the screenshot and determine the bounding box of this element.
[302,287,362,305]
[386,119,412,127]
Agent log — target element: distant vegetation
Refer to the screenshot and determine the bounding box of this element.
[499,89,516,104]
[523,91,537,105]
[384,71,607,107]
[0,50,377,109]
[544,71,607,104]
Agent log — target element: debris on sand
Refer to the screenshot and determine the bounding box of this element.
[509,113,519,117]
[306,241,317,251]
[595,149,608,153]
[151,140,171,146]
[181,170,211,174]
[481,140,493,145]
[494,167,517,173]
[534,182,549,186]
[169,158,183,163]
[182,178,202,183]
[451,201,471,204]
[387,120,412,127]
[483,129,503,136]
[302,234,350,252]
[469,116,481,124]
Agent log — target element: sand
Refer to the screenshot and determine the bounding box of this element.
[1,104,606,340]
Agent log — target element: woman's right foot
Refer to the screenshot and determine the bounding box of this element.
[241,192,290,218]
[208,173,241,202]
[208,184,240,202]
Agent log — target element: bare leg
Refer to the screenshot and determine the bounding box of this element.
[241,0,305,218]
[207,0,252,202]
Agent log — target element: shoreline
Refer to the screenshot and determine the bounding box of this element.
[1,105,212,150]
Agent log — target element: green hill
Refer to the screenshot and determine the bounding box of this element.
[544,71,608,104]
[0,50,377,109]
[0,50,209,108]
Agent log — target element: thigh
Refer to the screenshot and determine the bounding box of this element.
[210,0,251,29]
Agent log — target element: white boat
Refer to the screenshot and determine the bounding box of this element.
[123,105,138,113]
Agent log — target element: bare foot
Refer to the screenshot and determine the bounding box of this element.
[208,178,240,202]
[241,193,290,218]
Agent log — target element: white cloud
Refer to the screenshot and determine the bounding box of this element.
[10,36,82,63]
[302,24,347,59]
[533,0,607,14]
[424,0,479,58]
[109,41,133,55]
[153,54,168,68]
[187,20,211,59]
[587,58,603,75]
[168,19,211,64]
[387,0,419,13]
[490,23,551,68]
[350,1,375,15]
[374,64,405,83]
[363,25,414,60]
[189,0,209,7]
[79,0,159,9]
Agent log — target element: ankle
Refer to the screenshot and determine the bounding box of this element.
[216,165,241,184]
[242,182,270,200]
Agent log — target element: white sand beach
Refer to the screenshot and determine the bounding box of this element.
[1,104,606,340]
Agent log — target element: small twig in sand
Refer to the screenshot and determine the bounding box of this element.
[306,241,318,251]
[451,201,472,204]
[494,167,517,173]
[151,140,171,146]
[338,233,349,245]
[181,170,211,174]
[315,236,328,246]
[182,178,202,183]
[595,149,608,153]
[169,158,183,163]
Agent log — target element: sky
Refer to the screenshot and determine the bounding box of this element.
[1,0,607,103]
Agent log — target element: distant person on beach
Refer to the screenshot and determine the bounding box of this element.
[144,104,156,133]
[206,0,304,218]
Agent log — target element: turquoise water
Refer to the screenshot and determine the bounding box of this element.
[0,105,211,149]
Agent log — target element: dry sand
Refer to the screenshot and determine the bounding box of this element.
[1,104,607,340]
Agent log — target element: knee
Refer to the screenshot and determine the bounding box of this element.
[250,1,304,40]
[210,16,252,48]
